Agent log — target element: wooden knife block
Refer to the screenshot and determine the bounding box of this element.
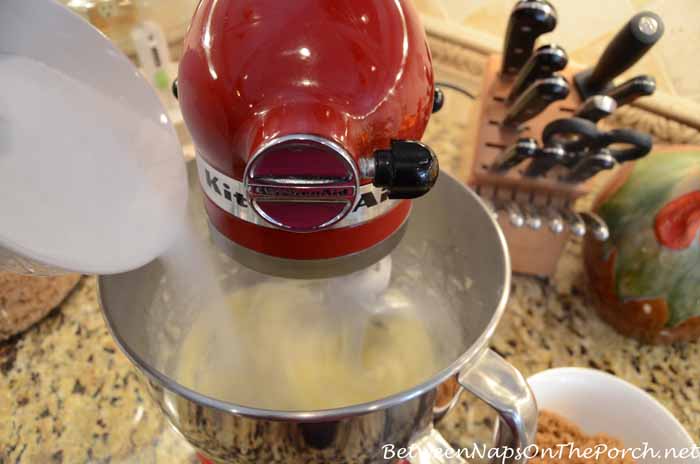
[468,55,591,278]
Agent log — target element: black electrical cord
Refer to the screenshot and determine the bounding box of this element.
[435,81,477,100]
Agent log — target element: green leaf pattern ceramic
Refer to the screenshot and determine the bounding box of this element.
[597,151,700,327]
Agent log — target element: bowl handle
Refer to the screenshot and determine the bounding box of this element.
[407,349,538,464]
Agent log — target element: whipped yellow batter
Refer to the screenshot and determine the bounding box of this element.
[176,281,439,411]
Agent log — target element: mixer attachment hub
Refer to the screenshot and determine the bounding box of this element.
[373,140,440,200]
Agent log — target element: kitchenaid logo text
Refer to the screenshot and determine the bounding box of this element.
[383,443,700,463]
[206,169,388,210]
[205,169,249,207]
[196,156,398,228]
[249,185,354,199]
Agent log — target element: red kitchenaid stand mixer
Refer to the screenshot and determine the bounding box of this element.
[99,1,538,463]
[176,0,439,276]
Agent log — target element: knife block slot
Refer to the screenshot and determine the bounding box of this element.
[468,55,590,278]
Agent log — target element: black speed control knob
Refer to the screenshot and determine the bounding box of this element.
[373,140,439,199]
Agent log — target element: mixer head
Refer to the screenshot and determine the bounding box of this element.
[177,0,441,277]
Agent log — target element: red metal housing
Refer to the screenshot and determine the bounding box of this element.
[179,0,434,259]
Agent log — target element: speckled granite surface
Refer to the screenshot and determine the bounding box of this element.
[1,40,699,463]
[0,278,197,463]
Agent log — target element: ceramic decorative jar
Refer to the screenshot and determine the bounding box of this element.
[585,146,700,344]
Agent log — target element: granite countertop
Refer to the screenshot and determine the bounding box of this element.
[1,43,699,464]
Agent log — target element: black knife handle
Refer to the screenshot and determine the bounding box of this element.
[573,95,618,123]
[563,150,617,183]
[542,117,599,150]
[587,12,664,90]
[523,145,567,177]
[501,0,558,76]
[503,76,569,127]
[603,75,657,106]
[560,150,584,168]
[600,129,653,163]
[507,44,568,102]
[542,118,652,162]
[490,138,539,173]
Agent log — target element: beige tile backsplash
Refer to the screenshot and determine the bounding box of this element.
[417,0,700,103]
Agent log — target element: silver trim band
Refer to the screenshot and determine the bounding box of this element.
[196,155,401,230]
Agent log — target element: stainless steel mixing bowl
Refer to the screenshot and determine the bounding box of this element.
[99,162,537,464]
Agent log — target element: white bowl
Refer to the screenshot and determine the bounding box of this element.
[0,0,187,275]
[528,368,698,464]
